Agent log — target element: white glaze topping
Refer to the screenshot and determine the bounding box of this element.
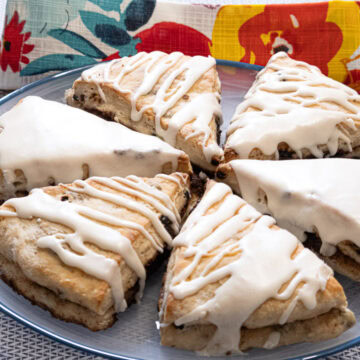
[80,51,223,166]
[1,173,183,311]
[0,96,187,199]
[229,158,360,256]
[263,331,281,350]
[162,182,332,356]
[226,52,360,159]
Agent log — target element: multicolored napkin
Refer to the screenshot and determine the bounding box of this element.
[1,0,360,91]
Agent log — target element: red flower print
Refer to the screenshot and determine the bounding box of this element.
[135,22,211,57]
[342,53,360,93]
[101,52,121,62]
[237,3,342,75]
[0,11,35,72]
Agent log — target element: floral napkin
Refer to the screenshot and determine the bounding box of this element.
[0,0,360,91]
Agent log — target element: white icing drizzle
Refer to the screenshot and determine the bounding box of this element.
[229,158,360,256]
[226,52,360,159]
[80,51,223,166]
[1,174,182,311]
[0,96,187,199]
[160,93,222,163]
[155,173,188,195]
[0,209,16,217]
[66,176,178,245]
[164,182,332,356]
[155,173,182,187]
[263,331,281,349]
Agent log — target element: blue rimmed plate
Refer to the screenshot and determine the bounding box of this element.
[0,61,359,360]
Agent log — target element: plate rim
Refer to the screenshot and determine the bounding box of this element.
[0,58,262,107]
[0,61,359,360]
[1,284,359,360]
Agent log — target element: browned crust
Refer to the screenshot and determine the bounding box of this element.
[223,143,360,163]
[0,252,116,331]
[325,251,360,282]
[0,244,172,331]
[304,235,360,282]
[215,162,239,193]
[224,147,241,163]
[224,143,297,162]
[173,153,193,175]
[0,168,29,204]
[160,307,355,352]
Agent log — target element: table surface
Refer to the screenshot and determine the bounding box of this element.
[0,90,357,360]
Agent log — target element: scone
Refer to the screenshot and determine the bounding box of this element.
[159,180,355,355]
[224,52,360,162]
[0,96,191,202]
[217,158,360,281]
[66,51,224,171]
[0,172,190,330]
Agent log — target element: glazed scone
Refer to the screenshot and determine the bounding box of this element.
[0,173,190,330]
[159,181,355,355]
[0,96,191,202]
[66,51,223,172]
[216,159,360,281]
[224,52,360,162]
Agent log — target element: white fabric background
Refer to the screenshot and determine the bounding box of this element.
[0,0,7,42]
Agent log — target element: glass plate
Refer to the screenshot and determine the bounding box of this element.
[0,61,359,360]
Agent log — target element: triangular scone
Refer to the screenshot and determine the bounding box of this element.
[217,159,360,281]
[159,181,355,355]
[0,96,191,202]
[66,51,223,171]
[0,173,190,330]
[224,52,360,162]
